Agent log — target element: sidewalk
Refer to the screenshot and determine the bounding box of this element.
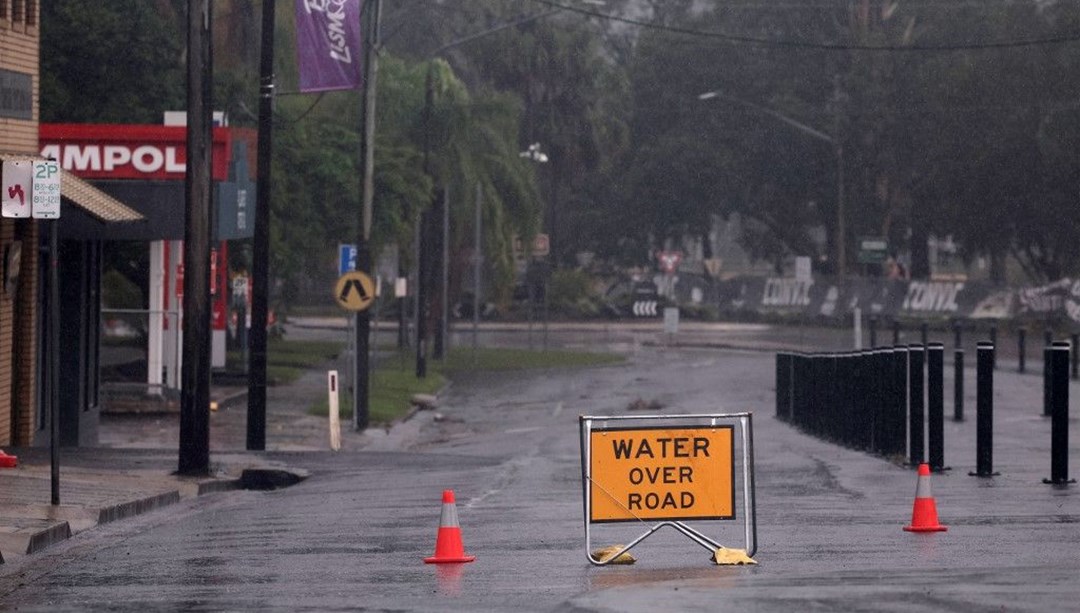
[0,340,428,565]
[0,378,321,565]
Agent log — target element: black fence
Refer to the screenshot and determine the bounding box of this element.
[777,341,1074,483]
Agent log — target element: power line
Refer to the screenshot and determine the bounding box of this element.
[526,0,1080,51]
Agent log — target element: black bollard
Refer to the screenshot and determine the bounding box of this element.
[776,353,792,421]
[1072,333,1079,381]
[792,354,806,428]
[889,346,909,458]
[1044,342,1076,485]
[927,343,947,472]
[953,349,964,422]
[893,320,901,346]
[908,344,925,467]
[1018,327,1026,373]
[1043,344,1053,417]
[869,317,878,348]
[921,322,928,347]
[953,320,962,350]
[970,341,999,477]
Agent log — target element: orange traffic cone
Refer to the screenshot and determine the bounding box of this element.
[0,449,17,469]
[903,463,947,532]
[424,490,476,564]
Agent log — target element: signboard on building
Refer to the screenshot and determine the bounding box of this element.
[857,236,889,264]
[39,124,234,181]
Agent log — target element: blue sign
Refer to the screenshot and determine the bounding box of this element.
[339,244,357,275]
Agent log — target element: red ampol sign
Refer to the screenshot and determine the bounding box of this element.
[39,124,233,181]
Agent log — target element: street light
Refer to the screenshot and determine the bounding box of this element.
[519,142,550,350]
[698,90,846,279]
[520,142,550,163]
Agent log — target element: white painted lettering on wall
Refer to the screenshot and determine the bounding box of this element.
[763,278,813,307]
[902,281,964,312]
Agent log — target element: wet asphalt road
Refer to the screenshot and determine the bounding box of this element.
[1,322,1078,611]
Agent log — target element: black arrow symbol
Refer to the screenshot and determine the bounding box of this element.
[340,279,370,303]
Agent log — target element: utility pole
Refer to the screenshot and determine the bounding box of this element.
[179,0,213,475]
[355,0,382,429]
[248,0,274,450]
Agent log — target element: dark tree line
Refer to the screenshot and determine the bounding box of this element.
[41,0,1080,311]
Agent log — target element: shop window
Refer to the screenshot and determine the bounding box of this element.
[11,0,21,22]
[0,0,8,20]
[25,0,35,26]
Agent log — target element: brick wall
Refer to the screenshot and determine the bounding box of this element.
[1,2,40,445]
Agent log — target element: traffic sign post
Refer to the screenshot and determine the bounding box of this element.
[339,243,357,275]
[579,413,757,565]
[334,271,376,312]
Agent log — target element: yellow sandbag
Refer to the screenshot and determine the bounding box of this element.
[711,547,757,565]
[592,545,636,564]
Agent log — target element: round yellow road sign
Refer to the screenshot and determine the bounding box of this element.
[334,271,375,311]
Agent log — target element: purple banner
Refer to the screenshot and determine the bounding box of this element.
[295,0,362,93]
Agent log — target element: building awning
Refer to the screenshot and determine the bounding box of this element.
[0,153,143,223]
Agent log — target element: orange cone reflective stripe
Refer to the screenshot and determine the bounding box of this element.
[904,463,947,532]
[424,490,476,563]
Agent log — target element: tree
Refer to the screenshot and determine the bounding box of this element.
[41,0,185,123]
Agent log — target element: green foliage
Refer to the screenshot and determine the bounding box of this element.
[547,269,601,318]
[41,1,185,123]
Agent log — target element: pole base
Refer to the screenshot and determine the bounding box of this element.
[1042,477,1076,486]
[969,470,1000,478]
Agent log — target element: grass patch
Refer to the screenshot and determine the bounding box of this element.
[228,338,345,385]
[309,346,623,424]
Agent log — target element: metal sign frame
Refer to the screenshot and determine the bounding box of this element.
[579,413,757,565]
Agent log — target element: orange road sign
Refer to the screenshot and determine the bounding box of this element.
[589,426,734,523]
[334,271,375,311]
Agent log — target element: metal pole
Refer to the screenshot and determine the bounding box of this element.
[438,186,449,358]
[355,0,382,429]
[472,183,481,352]
[971,341,998,477]
[890,346,909,457]
[953,348,964,422]
[892,320,900,346]
[1071,333,1079,380]
[908,344,925,467]
[1043,344,1053,417]
[927,343,946,472]
[1018,327,1026,373]
[247,0,274,451]
[179,0,213,475]
[1045,341,1075,485]
[49,223,60,505]
[776,353,792,421]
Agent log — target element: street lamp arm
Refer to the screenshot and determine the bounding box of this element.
[698,90,834,144]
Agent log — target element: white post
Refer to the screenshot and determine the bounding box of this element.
[328,370,341,451]
[148,241,165,391]
[854,306,863,350]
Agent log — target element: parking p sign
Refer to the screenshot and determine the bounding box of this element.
[32,160,61,219]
